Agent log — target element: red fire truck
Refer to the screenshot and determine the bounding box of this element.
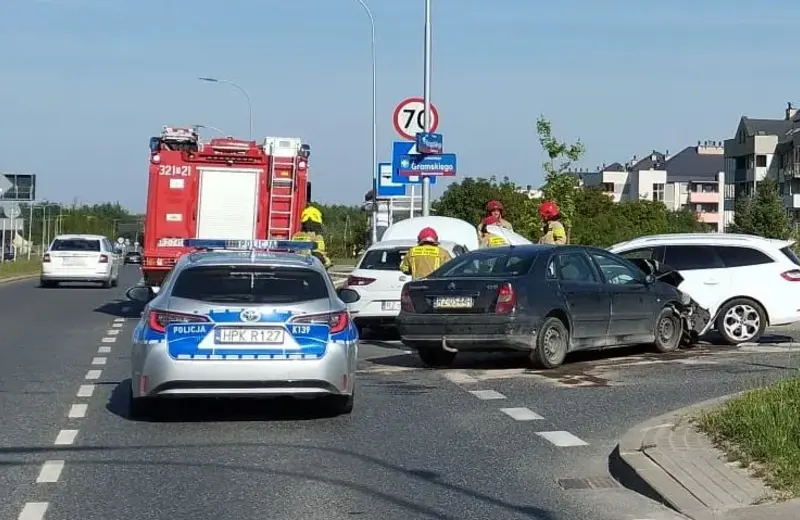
[141,126,311,288]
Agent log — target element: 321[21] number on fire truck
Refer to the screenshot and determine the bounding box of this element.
[141,126,312,289]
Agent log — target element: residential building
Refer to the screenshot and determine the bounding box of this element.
[724,102,800,223]
[516,185,543,199]
[573,143,725,231]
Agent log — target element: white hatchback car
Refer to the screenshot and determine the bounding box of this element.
[41,234,121,288]
[345,216,532,333]
[609,233,800,344]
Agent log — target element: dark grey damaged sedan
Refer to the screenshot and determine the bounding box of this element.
[397,244,710,369]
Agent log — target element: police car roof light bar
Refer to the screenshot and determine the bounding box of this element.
[183,239,317,252]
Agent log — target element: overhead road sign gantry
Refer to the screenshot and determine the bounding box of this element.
[393,97,439,141]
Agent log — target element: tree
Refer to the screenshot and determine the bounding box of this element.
[432,176,540,239]
[536,116,585,238]
[315,203,368,258]
[729,178,793,239]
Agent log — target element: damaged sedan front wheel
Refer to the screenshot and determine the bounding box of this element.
[653,307,683,353]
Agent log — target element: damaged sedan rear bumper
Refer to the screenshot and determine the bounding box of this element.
[397,314,539,351]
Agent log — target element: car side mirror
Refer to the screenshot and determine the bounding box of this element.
[337,288,360,304]
[125,286,152,303]
[644,274,656,285]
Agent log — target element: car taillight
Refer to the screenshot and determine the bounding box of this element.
[291,312,350,334]
[781,269,800,281]
[98,254,109,263]
[347,275,375,286]
[495,282,516,314]
[401,287,414,312]
[42,253,50,263]
[147,310,209,334]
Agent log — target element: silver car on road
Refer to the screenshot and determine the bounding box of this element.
[125,239,361,419]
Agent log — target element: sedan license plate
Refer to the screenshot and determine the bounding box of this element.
[63,257,85,266]
[215,327,285,345]
[433,296,473,309]
[382,301,401,312]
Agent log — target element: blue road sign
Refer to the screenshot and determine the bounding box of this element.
[376,162,407,198]
[416,132,443,154]
[397,153,457,177]
[391,141,437,185]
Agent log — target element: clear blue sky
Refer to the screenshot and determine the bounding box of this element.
[1,0,798,212]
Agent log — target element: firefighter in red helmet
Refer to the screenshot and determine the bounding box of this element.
[400,227,453,280]
[481,200,513,231]
[538,200,567,245]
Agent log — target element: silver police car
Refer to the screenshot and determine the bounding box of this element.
[125,239,361,419]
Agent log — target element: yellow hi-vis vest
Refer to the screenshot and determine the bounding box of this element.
[291,231,331,268]
[399,244,453,280]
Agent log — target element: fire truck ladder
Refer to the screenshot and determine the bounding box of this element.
[266,155,298,239]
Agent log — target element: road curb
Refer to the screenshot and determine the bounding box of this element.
[612,392,800,520]
[0,274,38,285]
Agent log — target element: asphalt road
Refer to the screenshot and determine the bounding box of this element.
[2,267,799,520]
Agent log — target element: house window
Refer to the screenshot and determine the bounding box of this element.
[756,155,768,167]
[601,182,614,193]
[652,183,665,202]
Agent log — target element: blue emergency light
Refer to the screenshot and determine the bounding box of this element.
[183,239,317,252]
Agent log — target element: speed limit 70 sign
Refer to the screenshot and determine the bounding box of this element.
[392,97,439,141]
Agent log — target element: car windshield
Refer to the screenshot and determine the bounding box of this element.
[50,239,101,252]
[434,250,535,278]
[171,265,329,304]
[358,247,408,271]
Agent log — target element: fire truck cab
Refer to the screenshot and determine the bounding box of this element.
[141,126,311,289]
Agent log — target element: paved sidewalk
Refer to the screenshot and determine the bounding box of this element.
[616,394,800,520]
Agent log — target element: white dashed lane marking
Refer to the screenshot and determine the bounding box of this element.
[442,371,478,384]
[85,369,102,380]
[91,356,107,366]
[68,404,88,418]
[107,329,121,335]
[536,430,589,447]
[500,407,544,421]
[36,460,65,483]
[98,346,111,354]
[113,318,125,323]
[100,337,117,343]
[54,429,78,446]
[18,502,48,520]
[77,384,95,397]
[469,389,507,400]
[112,322,123,328]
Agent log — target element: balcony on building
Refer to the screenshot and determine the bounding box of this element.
[783,194,800,209]
[695,211,721,224]
[688,182,720,204]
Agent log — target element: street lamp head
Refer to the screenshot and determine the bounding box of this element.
[198,77,218,82]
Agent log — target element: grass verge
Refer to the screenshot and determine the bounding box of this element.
[331,257,357,267]
[697,377,800,497]
[0,259,41,279]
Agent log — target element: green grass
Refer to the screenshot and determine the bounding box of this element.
[697,377,800,497]
[330,257,357,267]
[0,259,40,279]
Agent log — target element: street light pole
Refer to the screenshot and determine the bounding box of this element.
[353,0,378,244]
[198,77,253,140]
[421,0,432,216]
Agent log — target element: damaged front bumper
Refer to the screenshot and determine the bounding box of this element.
[673,291,712,344]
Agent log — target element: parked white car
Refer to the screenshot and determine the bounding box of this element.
[41,234,122,288]
[609,233,800,344]
[346,216,532,333]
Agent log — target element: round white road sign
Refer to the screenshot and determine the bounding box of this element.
[392,97,439,141]
[117,237,125,244]
[4,204,21,219]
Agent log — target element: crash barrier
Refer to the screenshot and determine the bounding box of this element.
[329,266,352,289]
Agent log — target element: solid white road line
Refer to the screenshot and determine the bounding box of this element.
[98,346,111,354]
[536,430,589,447]
[107,329,121,335]
[18,502,48,520]
[100,337,117,343]
[54,429,78,446]
[77,384,95,397]
[469,390,507,400]
[500,407,544,421]
[113,318,125,323]
[85,369,102,380]
[442,371,478,384]
[91,357,107,366]
[68,404,88,418]
[36,461,65,483]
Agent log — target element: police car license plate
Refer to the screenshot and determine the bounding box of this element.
[215,327,285,344]
[433,296,473,309]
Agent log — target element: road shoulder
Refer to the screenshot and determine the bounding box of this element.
[614,394,800,520]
